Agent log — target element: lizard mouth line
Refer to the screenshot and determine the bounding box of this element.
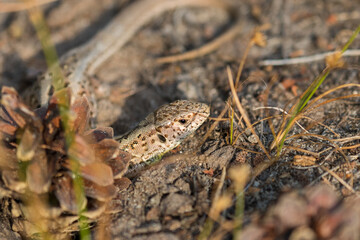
[197,112,210,118]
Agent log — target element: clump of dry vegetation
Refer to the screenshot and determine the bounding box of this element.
[0,87,130,238]
[240,184,360,240]
[198,26,360,239]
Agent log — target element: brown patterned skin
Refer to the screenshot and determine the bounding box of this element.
[116,100,210,164]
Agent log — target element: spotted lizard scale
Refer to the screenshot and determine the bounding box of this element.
[116,100,210,164]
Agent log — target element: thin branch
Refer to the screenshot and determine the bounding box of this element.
[259,49,360,66]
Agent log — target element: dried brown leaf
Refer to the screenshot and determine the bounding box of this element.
[83,127,114,144]
[54,173,87,214]
[0,143,18,170]
[83,179,116,201]
[82,200,107,219]
[26,150,51,194]
[2,170,26,193]
[105,151,131,179]
[91,138,120,162]
[1,87,36,128]
[0,121,17,136]
[264,192,308,232]
[67,135,96,165]
[70,96,90,134]
[114,177,132,191]
[16,126,41,162]
[305,184,339,216]
[0,105,14,124]
[42,104,61,144]
[79,162,114,186]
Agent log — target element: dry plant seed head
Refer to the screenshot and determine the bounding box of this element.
[209,194,232,220]
[252,31,267,47]
[229,164,251,192]
[118,100,210,164]
[325,51,344,69]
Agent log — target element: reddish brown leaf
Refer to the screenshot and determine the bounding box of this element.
[0,143,18,170]
[281,78,296,90]
[67,135,96,165]
[43,104,61,144]
[1,87,28,128]
[264,192,308,232]
[1,170,26,193]
[17,126,41,162]
[79,162,114,186]
[114,177,132,191]
[83,127,114,144]
[104,151,131,179]
[26,150,51,194]
[54,173,87,214]
[70,96,90,134]
[305,184,339,216]
[0,121,17,136]
[83,178,116,201]
[0,105,16,125]
[82,200,106,219]
[33,106,48,120]
[203,168,214,176]
[91,138,120,162]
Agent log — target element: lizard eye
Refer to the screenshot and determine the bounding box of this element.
[179,119,187,124]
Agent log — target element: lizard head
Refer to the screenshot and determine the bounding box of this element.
[117,100,210,164]
[154,100,210,147]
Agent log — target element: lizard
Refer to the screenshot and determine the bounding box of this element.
[116,100,210,165]
[24,0,235,165]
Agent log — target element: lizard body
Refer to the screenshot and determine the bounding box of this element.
[27,1,228,162]
[116,100,210,164]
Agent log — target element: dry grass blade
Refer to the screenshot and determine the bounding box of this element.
[227,66,271,160]
[286,146,321,157]
[318,165,356,194]
[272,25,360,154]
[198,168,227,240]
[201,26,263,146]
[200,104,229,145]
[284,132,355,185]
[333,136,360,143]
[156,21,243,64]
[301,116,340,137]
[303,85,360,113]
[232,114,282,148]
[259,49,360,66]
[253,106,308,132]
[229,164,251,238]
[0,0,56,13]
[339,144,360,150]
[234,27,265,88]
[271,85,359,158]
